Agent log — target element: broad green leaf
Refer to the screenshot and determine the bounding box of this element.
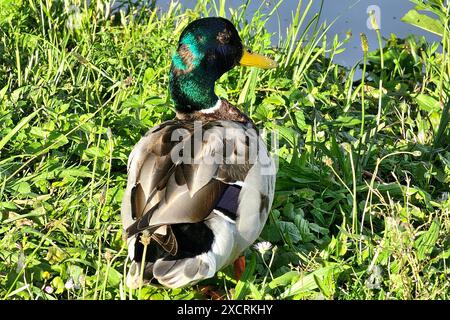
[309,223,329,235]
[277,221,301,244]
[51,276,65,294]
[293,215,315,242]
[0,108,42,151]
[268,271,300,289]
[0,83,8,101]
[261,223,282,243]
[401,10,444,36]
[82,146,106,159]
[47,132,69,149]
[263,94,285,106]
[106,267,122,287]
[11,181,31,194]
[414,219,440,261]
[274,125,299,148]
[143,67,155,85]
[328,115,362,127]
[280,264,348,298]
[282,202,295,220]
[294,109,307,131]
[0,201,18,211]
[295,188,316,201]
[414,94,440,112]
[144,96,166,107]
[60,168,92,178]
[314,274,331,298]
[30,126,50,139]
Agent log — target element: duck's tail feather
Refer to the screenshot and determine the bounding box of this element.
[152,255,215,288]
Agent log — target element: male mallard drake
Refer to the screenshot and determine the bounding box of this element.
[121,17,277,289]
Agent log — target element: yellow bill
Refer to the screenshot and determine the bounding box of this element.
[239,48,277,69]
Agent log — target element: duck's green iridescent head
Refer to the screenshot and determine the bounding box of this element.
[170,17,277,112]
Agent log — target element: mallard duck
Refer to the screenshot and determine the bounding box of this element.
[121,17,277,289]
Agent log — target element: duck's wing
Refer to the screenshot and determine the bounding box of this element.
[121,120,255,255]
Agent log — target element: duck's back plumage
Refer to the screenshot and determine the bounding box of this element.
[121,101,275,288]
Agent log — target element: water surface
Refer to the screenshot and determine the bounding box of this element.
[158,0,441,68]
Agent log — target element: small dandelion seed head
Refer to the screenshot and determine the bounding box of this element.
[253,241,273,255]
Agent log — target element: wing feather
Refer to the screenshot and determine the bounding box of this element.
[122,120,259,254]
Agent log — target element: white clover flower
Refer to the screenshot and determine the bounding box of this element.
[44,285,54,294]
[253,241,273,255]
[64,278,75,290]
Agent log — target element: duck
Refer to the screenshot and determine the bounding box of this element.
[121,17,277,289]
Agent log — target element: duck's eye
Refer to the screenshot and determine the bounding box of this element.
[217,29,231,44]
[246,48,252,54]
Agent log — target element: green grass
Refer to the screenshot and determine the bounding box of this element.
[0,0,449,300]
